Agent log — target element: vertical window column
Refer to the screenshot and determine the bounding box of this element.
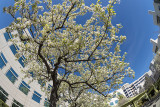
[44,98,50,107]
[0,52,8,69]
[0,86,8,103]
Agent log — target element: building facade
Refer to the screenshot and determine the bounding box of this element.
[149,0,160,26]
[0,28,50,107]
[121,72,151,98]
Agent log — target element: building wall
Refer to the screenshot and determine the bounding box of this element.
[149,1,160,26]
[122,73,150,98]
[0,28,48,107]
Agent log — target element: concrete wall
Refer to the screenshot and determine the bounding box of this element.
[0,28,47,107]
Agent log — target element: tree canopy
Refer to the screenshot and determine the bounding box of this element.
[4,0,134,106]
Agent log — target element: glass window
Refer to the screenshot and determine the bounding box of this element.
[113,94,116,98]
[6,68,18,83]
[0,53,7,69]
[159,6,160,11]
[115,100,118,104]
[19,81,30,95]
[38,79,45,87]
[4,32,12,42]
[47,84,52,91]
[32,91,41,103]
[10,45,19,55]
[12,99,23,107]
[110,102,114,106]
[153,104,156,107]
[157,16,160,24]
[18,55,26,67]
[29,72,35,77]
[44,98,50,107]
[0,86,8,103]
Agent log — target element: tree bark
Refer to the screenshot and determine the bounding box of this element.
[49,87,58,107]
[49,72,59,107]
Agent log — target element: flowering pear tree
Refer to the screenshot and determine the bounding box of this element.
[4,0,134,106]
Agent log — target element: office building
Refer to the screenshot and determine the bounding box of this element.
[122,72,151,98]
[149,0,160,26]
[0,27,50,107]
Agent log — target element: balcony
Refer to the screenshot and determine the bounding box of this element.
[154,0,160,3]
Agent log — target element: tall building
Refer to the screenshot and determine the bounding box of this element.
[0,28,50,107]
[149,0,160,26]
[149,0,160,82]
[149,35,160,81]
[121,72,151,98]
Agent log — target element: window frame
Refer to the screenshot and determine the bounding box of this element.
[0,52,7,69]
[0,86,8,103]
[12,99,24,107]
[44,98,50,107]
[19,81,30,95]
[4,32,13,42]
[18,55,26,67]
[10,44,19,55]
[6,67,18,84]
[32,91,42,103]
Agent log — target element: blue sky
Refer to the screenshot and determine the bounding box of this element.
[0,0,158,84]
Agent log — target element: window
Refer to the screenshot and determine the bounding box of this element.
[18,55,26,67]
[29,72,35,77]
[113,94,116,98]
[0,53,7,69]
[47,84,52,91]
[12,99,23,107]
[32,91,41,103]
[0,86,8,103]
[38,79,45,87]
[115,100,118,104]
[153,104,156,107]
[4,32,12,42]
[157,16,160,24]
[110,102,114,106]
[10,45,19,55]
[19,81,30,95]
[44,98,50,107]
[155,46,158,53]
[6,67,18,83]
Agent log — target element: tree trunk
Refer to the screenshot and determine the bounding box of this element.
[49,87,58,107]
[49,70,59,107]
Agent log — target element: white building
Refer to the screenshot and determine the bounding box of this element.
[0,27,50,107]
[149,0,160,82]
[121,72,151,98]
[108,88,125,107]
[150,35,160,81]
[149,0,160,26]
